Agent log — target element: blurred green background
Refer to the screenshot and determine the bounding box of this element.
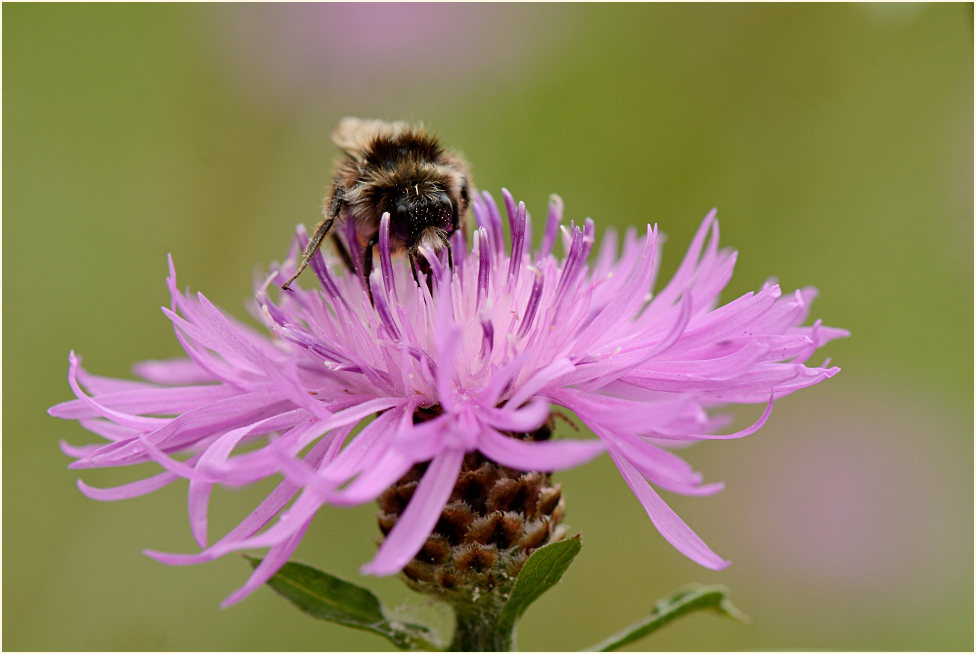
[4,3,972,651]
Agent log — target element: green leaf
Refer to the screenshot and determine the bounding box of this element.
[245,556,440,651]
[495,536,583,640]
[585,583,748,651]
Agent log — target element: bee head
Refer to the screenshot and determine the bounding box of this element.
[392,185,457,247]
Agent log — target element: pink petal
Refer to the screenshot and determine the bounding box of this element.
[220,518,312,608]
[361,448,465,576]
[50,384,239,420]
[482,397,551,433]
[133,357,215,385]
[478,426,605,472]
[56,352,168,430]
[608,448,729,570]
[505,358,574,408]
[147,435,337,566]
[646,210,718,313]
[77,469,185,501]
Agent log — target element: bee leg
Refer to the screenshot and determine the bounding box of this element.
[281,182,344,291]
[280,217,334,290]
[362,233,380,305]
[330,232,356,274]
[408,250,421,286]
[455,176,470,233]
[408,249,435,295]
[362,233,380,282]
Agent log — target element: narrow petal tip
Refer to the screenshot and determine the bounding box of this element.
[358,560,391,577]
[707,556,732,571]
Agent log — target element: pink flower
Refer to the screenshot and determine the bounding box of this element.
[50,190,847,606]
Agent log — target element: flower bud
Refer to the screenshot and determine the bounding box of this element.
[377,411,566,605]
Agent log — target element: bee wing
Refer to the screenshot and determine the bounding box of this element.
[331,117,411,159]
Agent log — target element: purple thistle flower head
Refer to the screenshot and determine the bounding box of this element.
[50,189,847,606]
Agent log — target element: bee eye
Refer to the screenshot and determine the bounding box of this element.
[437,192,457,228]
[437,192,452,212]
[395,202,412,223]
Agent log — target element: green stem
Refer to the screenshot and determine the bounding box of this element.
[449,600,514,651]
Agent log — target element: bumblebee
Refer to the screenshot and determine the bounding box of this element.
[281,117,472,290]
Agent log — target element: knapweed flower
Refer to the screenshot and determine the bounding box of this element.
[51,189,847,607]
